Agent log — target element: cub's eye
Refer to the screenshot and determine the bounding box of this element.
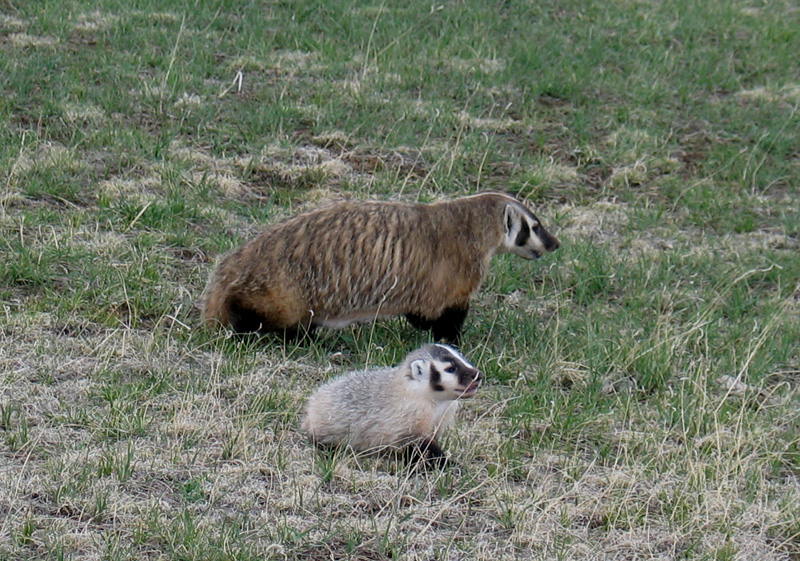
[444,365,457,374]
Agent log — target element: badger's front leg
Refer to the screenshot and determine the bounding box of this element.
[431,305,469,344]
[403,438,450,469]
[405,305,468,344]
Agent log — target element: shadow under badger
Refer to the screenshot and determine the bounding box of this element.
[201,191,560,342]
[302,344,482,468]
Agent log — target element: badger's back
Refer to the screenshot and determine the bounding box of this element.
[280,203,440,319]
[302,367,452,451]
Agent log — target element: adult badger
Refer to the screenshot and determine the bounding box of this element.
[302,343,482,467]
[201,191,560,342]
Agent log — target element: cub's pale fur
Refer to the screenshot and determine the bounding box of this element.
[201,191,560,341]
[302,344,482,465]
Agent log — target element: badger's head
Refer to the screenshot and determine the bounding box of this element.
[500,199,560,260]
[406,344,483,400]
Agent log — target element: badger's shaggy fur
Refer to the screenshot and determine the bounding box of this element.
[201,191,560,342]
[302,344,482,466]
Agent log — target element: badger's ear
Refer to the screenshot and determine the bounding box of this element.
[504,204,526,239]
[504,204,515,234]
[410,359,428,379]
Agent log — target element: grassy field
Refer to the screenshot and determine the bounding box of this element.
[1,0,799,559]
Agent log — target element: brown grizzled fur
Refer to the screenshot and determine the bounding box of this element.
[200,191,559,342]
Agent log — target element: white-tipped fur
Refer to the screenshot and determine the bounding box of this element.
[302,344,482,462]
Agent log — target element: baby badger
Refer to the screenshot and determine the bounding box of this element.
[201,191,560,342]
[302,344,482,468]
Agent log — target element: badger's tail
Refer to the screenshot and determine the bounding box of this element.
[199,271,231,329]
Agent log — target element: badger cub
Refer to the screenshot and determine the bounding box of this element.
[302,344,482,467]
[201,191,560,342]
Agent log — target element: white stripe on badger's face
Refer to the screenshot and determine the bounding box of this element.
[433,344,475,369]
[501,203,559,260]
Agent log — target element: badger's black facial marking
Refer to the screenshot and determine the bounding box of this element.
[458,367,482,387]
[514,218,530,246]
[429,365,445,392]
[542,228,561,251]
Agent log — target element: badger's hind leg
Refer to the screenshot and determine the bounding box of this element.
[226,297,271,333]
[281,323,317,343]
[226,295,314,339]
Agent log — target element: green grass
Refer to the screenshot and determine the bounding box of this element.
[1,0,799,559]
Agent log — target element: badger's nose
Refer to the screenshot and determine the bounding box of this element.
[460,368,483,387]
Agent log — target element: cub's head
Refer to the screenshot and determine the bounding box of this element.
[406,344,483,401]
[501,198,560,260]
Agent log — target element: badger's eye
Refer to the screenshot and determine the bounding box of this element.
[444,365,457,374]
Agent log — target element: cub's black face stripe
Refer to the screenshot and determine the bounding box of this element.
[429,365,445,392]
[459,368,481,387]
[515,219,530,246]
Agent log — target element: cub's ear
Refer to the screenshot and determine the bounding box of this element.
[410,359,428,379]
